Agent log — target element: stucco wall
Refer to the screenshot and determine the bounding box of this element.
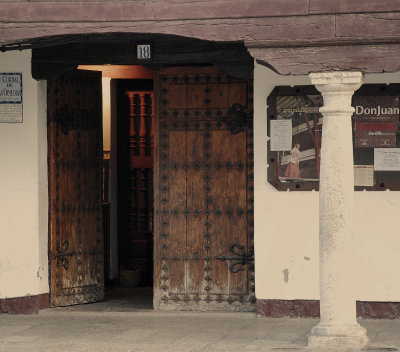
[0,50,48,299]
[1,51,399,303]
[254,62,400,302]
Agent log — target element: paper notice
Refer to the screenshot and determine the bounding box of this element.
[0,104,22,123]
[354,165,374,187]
[270,119,292,151]
[374,148,400,171]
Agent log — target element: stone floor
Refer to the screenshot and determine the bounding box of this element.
[54,286,154,312]
[0,288,399,352]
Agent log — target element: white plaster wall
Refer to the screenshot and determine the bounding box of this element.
[254,64,319,300]
[0,50,48,298]
[355,72,400,302]
[254,63,400,302]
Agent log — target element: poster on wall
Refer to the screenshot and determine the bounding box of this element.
[268,85,400,191]
[354,165,374,187]
[374,148,400,171]
[270,119,292,151]
[274,95,323,183]
[0,73,23,123]
[353,96,399,148]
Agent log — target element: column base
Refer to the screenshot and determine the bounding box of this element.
[308,323,369,350]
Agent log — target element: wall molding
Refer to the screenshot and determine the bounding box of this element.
[257,299,400,319]
[0,293,49,314]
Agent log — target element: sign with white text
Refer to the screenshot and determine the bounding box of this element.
[353,96,399,148]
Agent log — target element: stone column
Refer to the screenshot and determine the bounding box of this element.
[308,72,368,350]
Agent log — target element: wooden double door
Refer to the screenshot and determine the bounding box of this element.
[48,66,254,311]
[153,67,255,311]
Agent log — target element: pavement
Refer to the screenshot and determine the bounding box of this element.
[0,288,399,352]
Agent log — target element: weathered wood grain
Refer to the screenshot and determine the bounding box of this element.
[153,66,255,311]
[153,73,161,309]
[0,0,309,22]
[48,70,104,307]
[1,1,399,75]
[4,12,400,48]
[0,15,336,46]
[336,13,400,40]
[310,0,400,14]
[249,44,400,75]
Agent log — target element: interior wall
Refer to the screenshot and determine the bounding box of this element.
[0,50,48,299]
[102,76,118,280]
[102,77,111,152]
[79,65,154,282]
[110,79,119,280]
[107,67,154,282]
[254,62,400,302]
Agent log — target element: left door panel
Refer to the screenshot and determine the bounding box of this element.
[48,70,104,307]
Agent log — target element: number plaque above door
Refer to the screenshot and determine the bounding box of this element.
[137,44,152,60]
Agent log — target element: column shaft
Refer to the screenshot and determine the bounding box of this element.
[308,72,368,350]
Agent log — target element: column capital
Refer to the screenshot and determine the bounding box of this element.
[309,71,364,94]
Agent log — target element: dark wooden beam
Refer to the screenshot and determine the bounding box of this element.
[32,37,252,64]
[31,62,78,80]
[31,35,253,80]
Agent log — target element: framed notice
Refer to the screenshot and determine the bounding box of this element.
[0,73,23,123]
[267,84,400,191]
[353,96,399,148]
[354,165,374,187]
[374,148,400,171]
[267,85,323,191]
[353,85,400,190]
[270,119,292,151]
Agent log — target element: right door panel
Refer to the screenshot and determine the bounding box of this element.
[154,66,255,311]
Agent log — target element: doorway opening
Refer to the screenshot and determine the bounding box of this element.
[44,33,255,311]
[80,65,155,309]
